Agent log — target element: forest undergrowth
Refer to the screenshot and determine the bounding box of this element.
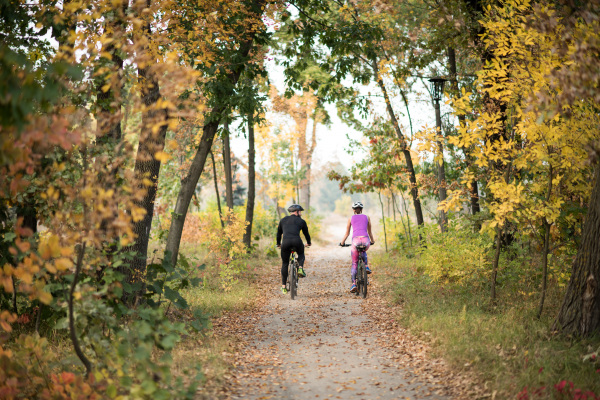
[171,243,277,398]
[372,223,600,399]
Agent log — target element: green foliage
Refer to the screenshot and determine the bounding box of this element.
[144,252,204,321]
[416,221,493,286]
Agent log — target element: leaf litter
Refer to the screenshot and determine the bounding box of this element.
[207,218,483,399]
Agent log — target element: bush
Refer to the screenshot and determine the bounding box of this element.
[416,220,493,286]
[383,217,416,251]
[248,201,279,242]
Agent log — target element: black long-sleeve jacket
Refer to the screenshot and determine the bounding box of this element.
[276,215,311,246]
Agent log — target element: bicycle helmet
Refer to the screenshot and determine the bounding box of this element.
[352,201,364,209]
[288,204,304,212]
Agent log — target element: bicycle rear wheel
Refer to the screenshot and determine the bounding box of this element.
[356,259,363,296]
[360,258,368,298]
[290,261,298,299]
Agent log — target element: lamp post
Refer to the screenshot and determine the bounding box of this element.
[429,77,448,232]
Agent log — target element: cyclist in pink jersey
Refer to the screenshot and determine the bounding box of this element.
[339,201,375,293]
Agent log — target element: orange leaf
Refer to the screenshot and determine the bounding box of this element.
[15,239,30,253]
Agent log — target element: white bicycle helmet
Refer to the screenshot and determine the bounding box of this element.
[352,201,364,209]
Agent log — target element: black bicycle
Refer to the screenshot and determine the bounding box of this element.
[286,249,299,299]
[341,243,369,298]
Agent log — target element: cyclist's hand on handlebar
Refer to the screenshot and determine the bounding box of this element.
[370,241,375,245]
[306,244,311,248]
[277,245,281,249]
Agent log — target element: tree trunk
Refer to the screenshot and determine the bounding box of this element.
[393,193,410,245]
[434,99,448,232]
[126,74,168,291]
[372,58,424,226]
[554,166,600,336]
[300,108,318,211]
[124,16,169,298]
[243,113,256,249]
[275,200,287,219]
[470,180,481,216]
[95,5,126,280]
[165,120,219,267]
[537,164,554,319]
[537,219,551,319]
[95,43,123,145]
[222,121,234,212]
[164,31,261,267]
[69,242,92,376]
[17,204,37,235]
[210,150,224,229]
[14,201,39,314]
[448,47,481,221]
[491,225,502,301]
[298,106,309,209]
[95,0,127,145]
[400,192,413,247]
[378,191,388,252]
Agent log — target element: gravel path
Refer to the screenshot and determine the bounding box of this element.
[224,215,455,400]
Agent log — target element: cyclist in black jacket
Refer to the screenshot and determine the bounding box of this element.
[276,204,311,294]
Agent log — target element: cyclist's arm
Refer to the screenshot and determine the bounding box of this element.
[340,218,351,245]
[301,221,311,246]
[367,216,375,244]
[276,220,283,247]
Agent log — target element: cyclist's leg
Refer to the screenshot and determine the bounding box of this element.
[360,237,370,267]
[280,241,292,286]
[350,237,360,282]
[295,240,305,266]
[294,238,306,277]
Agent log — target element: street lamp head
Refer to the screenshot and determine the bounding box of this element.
[429,77,447,102]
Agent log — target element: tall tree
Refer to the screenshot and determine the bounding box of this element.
[547,0,600,336]
[164,0,270,267]
[278,0,429,226]
[243,111,256,249]
[371,59,425,226]
[124,0,170,296]
[447,47,480,219]
[222,121,235,212]
[270,88,321,210]
[210,150,225,228]
[555,166,600,335]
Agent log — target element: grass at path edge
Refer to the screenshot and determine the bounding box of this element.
[371,251,600,399]
[170,251,278,398]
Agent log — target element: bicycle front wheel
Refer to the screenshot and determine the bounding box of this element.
[290,262,298,300]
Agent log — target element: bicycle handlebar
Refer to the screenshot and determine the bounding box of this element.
[339,243,351,247]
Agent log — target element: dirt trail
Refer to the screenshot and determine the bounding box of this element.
[224,215,456,400]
